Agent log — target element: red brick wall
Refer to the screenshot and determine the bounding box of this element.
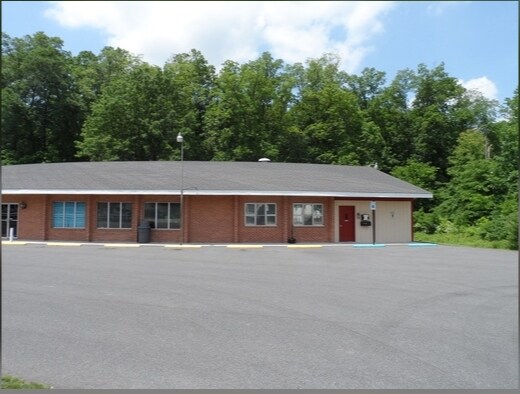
[44,195,89,241]
[289,197,334,243]
[237,196,285,243]
[141,195,182,243]
[236,196,334,243]
[188,196,235,243]
[6,194,392,244]
[2,195,48,240]
[89,195,139,242]
[2,194,141,243]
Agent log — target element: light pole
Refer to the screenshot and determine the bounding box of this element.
[176,132,184,244]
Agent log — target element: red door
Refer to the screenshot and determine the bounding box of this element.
[339,206,355,242]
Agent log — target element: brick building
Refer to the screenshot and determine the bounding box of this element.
[1,161,432,244]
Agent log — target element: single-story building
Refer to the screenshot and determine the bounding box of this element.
[1,161,432,244]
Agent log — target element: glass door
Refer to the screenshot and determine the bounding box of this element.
[1,203,19,238]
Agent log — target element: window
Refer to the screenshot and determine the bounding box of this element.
[245,203,277,226]
[144,202,180,229]
[97,202,132,229]
[293,203,323,226]
[52,202,86,228]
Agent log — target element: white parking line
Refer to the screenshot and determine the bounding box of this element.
[103,244,141,248]
[46,242,83,247]
[226,245,264,249]
[164,245,203,248]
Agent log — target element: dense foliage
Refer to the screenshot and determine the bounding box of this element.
[2,32,518,249]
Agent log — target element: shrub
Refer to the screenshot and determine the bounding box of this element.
[413,210,439,234]
[1,375,50,389]
[435,217,457,234]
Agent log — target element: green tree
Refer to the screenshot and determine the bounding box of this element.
[286,54,363,164]
[437,130,506,226]
[78,63,176,160]
[478,192,519,250]
[391,159,438,214]
[71,47,143,120]
[365,69,416,170]
[493,88,519,193]
[478,88,519,249]
[346,67,386,110]
[163,49,216,160]
[1,32,83,163]
[204,52,293,161]
[409,63,469,180]
[391,159,438,192]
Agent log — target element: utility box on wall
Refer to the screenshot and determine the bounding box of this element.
[360,213,371,226]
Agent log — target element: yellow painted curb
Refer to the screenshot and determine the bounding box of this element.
[226,245,264,249]
[46,242,83,247]
[103,244,140,248]
[2,241,27,245]
[287,245,323,248]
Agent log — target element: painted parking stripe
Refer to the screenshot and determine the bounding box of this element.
[226,245,264,249]
[2,241,27,245]
[103,244,141,248]
[164,244,203,248]
[46,242,83,247]
[353,244,386,248]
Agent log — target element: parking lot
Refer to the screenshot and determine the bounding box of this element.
[2,243,518,389]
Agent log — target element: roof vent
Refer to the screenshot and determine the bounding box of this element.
[258,158,271,162]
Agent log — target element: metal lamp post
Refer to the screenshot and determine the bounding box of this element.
[176,132,184,244]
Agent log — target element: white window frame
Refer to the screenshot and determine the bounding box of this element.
[293,203,324,226]
[244,203,277,226]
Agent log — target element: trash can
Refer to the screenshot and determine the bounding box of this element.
[137,220,151,243]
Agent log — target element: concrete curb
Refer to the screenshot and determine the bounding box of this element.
[2,241,438,249]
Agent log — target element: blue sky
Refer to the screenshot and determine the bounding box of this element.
[2,1,518,104]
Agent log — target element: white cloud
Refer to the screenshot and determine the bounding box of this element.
[459,76,499,101]
[426,1,470,16]
[44,1,395,72]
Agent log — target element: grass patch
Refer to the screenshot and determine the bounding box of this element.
[1,375,51,389]
[414,231,510,249]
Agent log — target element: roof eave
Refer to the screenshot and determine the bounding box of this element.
[2,189,433,199]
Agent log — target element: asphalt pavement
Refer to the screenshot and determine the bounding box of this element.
[1,243,518,389]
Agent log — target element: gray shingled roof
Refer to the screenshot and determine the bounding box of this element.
[1,161,432,198]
